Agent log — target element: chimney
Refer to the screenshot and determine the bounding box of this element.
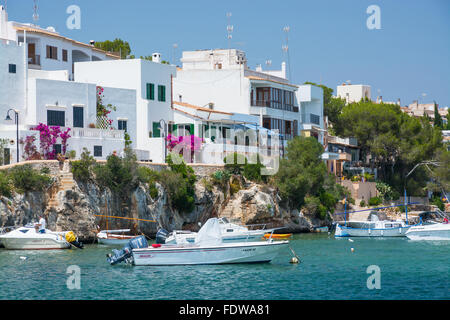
[0,5,9,40]
[281,61,286,78]
[90,40,95,46]
[256,64,262,72]
[152,52,161,63]
[397,98,401,106]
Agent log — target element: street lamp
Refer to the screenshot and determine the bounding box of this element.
[5,109,19,163]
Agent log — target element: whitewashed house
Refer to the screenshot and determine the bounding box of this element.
[0,6,130,164]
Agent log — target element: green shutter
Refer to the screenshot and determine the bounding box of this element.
[146,83,155,100]
[158,85,166,102]
[190,124,194,136]
[152,122,160,137]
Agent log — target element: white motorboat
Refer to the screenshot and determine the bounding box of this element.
[0,225,83,250]
[159,217,271,244]
[97,229,140,245]
[107,218,289,266]
[335,219,413,237]
[406,221,450,240]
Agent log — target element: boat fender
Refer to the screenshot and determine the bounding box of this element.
[65,231,76,243]
[351,248,354,252]
[152,244,161,248]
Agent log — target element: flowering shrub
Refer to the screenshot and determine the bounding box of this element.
[28,123,71,160]
[96,86,116,128]
[19,135,41,160]
[165,134,203,152]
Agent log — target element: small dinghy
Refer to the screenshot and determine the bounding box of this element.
[97,229,140,245]
[107,218,289,266]
[0,225,83,250]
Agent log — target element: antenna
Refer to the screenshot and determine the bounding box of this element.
[282,26,291,81]
[226,12,233,50]
[265,60,272,68]
[32,0,39,22]
[172,43,178,65]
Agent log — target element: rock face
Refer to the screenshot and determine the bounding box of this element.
[0,171,330,242]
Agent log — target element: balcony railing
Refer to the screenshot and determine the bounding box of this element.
[28,54,40,66]
[251,100,296,112]
[328,136,358,146]
[301,113,321,125]
[71,127,124,140]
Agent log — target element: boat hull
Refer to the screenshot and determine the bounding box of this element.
[335,223,411,237]
[0,237,71,250]
[98,237,137,245]
[132,241,289,266]
[406,223,450,241]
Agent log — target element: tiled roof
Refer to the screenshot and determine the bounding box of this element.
[173,101,233,115]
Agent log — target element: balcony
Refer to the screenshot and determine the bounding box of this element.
[251,100,296,112]
[328,136,358,146]
[301,113,321,126]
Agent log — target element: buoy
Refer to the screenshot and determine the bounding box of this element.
[20,256,27,260]
[348,238,354,242]
[351,248,354,252]
[290,257,299,264]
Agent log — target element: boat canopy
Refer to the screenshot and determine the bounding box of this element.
[195,218,223,245]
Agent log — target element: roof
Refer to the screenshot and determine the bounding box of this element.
[14,25,120,58]
[245,75,298,88]
[173,101,233,115]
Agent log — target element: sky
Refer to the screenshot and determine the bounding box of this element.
[4,0,450,107]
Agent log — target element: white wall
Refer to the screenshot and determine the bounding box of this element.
[337,84,371,103]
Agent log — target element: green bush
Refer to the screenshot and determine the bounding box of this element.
[211,170,231,192]
[0,171,12,198]
[229,178,241,195]
[304,195,328,219]
[137,167,161,199]
[159,170,195,213]
[368,196,382,206]
[71,148,96,182]
[431,196,445,211]
[360,200,366,207]
[8,165,52,193]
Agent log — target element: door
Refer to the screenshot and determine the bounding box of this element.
[73,107,84,128]
[28,43,35,64]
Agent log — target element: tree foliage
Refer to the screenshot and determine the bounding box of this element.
[94,38,131,59]
[333,100,444,195]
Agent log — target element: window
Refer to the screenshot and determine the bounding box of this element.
[94,146,102,157]
[146,83,155,100]
[73,107,84,128]
[8,64,16,73]
[118,120,127,132]
[53,144,62,156]
[152,122,161,137]
[46,45,58,60]
[47,110,65,126]
[62,49,68,62]
[158,85,166,102]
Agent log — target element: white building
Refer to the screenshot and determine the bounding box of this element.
[174,49,325,147]
[74,58,177,161]
[0,6,128,164]
[336,83,371,103]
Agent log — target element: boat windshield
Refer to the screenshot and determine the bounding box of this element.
[195,218,223,245]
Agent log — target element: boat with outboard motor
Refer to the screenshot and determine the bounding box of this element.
[0,224,83,250]
[107,218,289,266]
[157,217,273,244]
[335,217,413,237]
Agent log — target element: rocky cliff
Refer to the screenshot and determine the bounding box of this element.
[0,166,330,242]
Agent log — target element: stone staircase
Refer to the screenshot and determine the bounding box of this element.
[47,162,76,208]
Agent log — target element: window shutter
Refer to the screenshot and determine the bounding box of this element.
[46,45,51,58]
[152,122,160,137]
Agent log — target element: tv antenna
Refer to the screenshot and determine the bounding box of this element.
[32,0,39,22]
[282,26,291,81]
[226,12,233,50]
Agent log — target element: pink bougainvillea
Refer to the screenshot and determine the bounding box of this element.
[31,123,71,160]
[166,134,203,152]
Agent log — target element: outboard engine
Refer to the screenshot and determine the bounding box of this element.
[156,228,170,244]
[106,235,148,265]
[65,231,83,249]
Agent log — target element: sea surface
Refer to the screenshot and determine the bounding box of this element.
[0,233,448,300]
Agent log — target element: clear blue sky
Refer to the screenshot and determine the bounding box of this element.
[5,0,450,107]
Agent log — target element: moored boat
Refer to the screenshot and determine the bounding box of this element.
[406,221,450,241]
[0,225,83,250]
[107,218,289,266]
[97,229,140,245]
[335,219,413,237]
[159,217,271,244]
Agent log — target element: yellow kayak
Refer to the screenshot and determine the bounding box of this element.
[263,233,293,239]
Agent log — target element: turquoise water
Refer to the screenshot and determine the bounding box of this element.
[0,233,448,300]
